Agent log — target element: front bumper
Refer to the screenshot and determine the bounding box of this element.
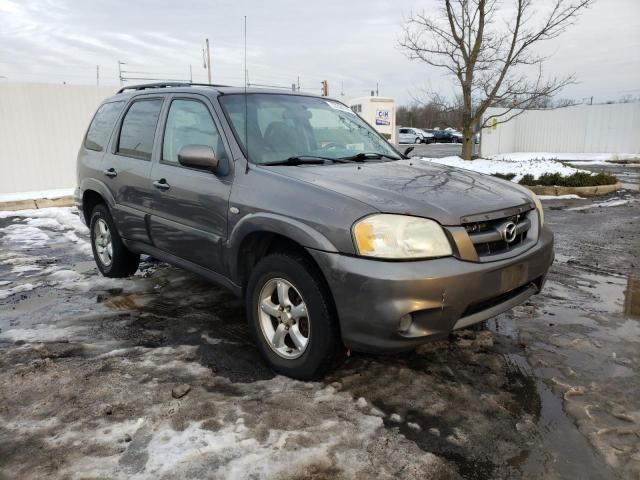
[309,226,554,353]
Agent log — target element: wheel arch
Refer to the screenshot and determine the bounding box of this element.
[228,213,338,289]
[79,179,116,224]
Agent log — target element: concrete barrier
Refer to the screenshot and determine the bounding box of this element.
[525,182,622,197]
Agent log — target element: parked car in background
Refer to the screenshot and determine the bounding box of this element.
[76,83,553,380]
[426,129,455,143]
[446,128,463,143]
[398,127,427,144]
[419,129,435,144]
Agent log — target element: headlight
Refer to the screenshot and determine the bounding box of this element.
[532,194,544,227]
[352,214,452,259]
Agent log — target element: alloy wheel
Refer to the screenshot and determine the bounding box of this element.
[93,218,113,267]
[258,278,310,359]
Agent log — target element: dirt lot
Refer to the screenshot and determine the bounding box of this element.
[1,171,638,479]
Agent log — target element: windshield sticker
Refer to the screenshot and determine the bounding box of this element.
[326,101,355,114]
[346,143,365,151]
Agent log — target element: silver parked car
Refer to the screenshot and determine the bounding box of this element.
[76,83,554,379]
[398,127,427,144]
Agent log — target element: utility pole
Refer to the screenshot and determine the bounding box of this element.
[189,64,193,83]
[321,80,328,96]
[340,81,344,97]
[117,61,125,86]
[376,82,379,96]
[96,65,99,86]
[205,38,212,84]
[297,76,300,92]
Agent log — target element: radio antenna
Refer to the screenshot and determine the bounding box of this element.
[244,15,249,174]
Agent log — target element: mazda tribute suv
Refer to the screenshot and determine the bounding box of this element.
[76,83,554,379]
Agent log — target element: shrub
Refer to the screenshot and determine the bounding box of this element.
[492,172,516,181]
[519,171,617,187]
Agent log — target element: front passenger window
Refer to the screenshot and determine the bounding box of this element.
[162,99,228,168]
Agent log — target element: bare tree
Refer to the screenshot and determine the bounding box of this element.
[400,0,593,159]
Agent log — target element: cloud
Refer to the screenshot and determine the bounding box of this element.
[0,0,638,104]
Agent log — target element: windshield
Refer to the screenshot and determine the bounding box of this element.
[219,93,401,164]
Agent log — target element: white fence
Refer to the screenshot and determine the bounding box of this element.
[0,83,117,195]
[481,103,640,157]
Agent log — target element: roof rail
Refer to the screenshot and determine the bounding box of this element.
[116,82,231,94]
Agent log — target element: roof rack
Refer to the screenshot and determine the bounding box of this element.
[116,82,230,94]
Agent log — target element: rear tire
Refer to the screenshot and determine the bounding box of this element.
[246,252,341,379]
[90,204,140,278]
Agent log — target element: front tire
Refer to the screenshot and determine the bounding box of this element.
[414,137,422,144]
[246,252,341,379]
[90,204,140,278]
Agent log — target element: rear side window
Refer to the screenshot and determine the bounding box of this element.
[117,99,164,160]
[85,101,124,151]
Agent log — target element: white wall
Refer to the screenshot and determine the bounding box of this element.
[481,103,640,157]
[0,83,117,194]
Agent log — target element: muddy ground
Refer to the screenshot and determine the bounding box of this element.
[0,171,638,479]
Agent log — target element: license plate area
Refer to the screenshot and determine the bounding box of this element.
[500,263,528,293]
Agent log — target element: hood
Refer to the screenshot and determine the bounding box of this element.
[263,159,534,226]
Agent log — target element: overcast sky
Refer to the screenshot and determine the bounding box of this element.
[1,0,639,105]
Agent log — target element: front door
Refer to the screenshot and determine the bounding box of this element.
[148,95,233,274]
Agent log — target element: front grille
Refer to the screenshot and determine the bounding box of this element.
[464,210,533,259]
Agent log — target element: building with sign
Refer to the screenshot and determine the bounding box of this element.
[348,96,396,145]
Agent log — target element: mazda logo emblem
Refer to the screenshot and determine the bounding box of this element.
[502,222,518,243]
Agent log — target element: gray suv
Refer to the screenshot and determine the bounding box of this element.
[76,83,554,379]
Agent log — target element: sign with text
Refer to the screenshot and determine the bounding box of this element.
[375,109,390,126]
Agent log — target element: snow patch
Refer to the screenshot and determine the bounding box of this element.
[0,282,40,300]
[537,194,585,200]
[491,152,639,162]
[418,156,583,182]
[567,199,630,211]
[0,188,74,202]
[1,224,50,248]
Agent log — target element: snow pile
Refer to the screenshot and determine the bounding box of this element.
[419,155,584,182]
[0,207,91,255]
[491,152,639,163]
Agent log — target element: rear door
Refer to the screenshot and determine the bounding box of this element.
[103,96,165,243]
[148,94,233,274]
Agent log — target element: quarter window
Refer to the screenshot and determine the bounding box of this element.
[162,99,227,166]
[117,99,164,160]
[85,101,124,151]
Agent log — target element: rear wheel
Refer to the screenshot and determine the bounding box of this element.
[246,252,341,379]
[90,204,140,277]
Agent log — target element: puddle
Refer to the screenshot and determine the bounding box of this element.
[503,353,613,479]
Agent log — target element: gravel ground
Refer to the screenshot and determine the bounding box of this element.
[0,168,638,479]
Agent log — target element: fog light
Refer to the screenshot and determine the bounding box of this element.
[398,313,413,333]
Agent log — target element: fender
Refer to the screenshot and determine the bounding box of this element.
[78,178,117,208]
[226,212,339,281]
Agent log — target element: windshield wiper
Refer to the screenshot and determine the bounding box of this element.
[260,156,335,166]
[338,152,400,162]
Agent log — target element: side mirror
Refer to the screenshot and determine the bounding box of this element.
[177,144,218,171]
[404,146,415,156]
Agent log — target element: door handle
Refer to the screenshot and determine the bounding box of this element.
[103,168,117,178]
[153,179,171,191]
